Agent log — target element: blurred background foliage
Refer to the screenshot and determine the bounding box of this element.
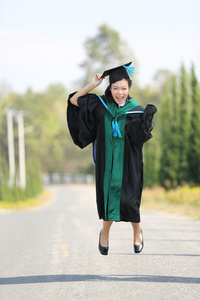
[0,24,200,202]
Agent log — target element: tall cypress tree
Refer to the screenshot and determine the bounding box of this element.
[188,64,200,184]
[143,131,160,187]
[159,84,173,188]
[169,75,180,187]
[178,64,191,184]
[159,76,181,188]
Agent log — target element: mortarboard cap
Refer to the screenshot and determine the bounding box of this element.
[101,62,134,84]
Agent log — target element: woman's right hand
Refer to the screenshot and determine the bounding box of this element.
[91,73,104,87]
[70,73,104,107]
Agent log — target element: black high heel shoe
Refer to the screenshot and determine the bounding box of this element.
[98,230,109,255]
[134,230,144,253]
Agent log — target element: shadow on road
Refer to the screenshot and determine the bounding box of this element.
[0,274,199,285]
[112,253,200,257]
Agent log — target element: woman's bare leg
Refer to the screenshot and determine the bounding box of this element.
[131,222,142,245]
[100,220,113,247]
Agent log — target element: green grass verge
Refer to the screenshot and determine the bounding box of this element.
[0,189,52,212]
[141,186,200,220]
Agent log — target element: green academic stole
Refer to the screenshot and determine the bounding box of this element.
[102,98,140,221]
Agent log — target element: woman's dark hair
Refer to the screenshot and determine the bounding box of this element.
[105,78,132,103]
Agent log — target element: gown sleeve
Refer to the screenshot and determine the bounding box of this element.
[126,104,157,145]
[67,93,100,149]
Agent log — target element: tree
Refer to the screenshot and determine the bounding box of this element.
[169,75,180,187]
[139,86,161,187]
[188,64,200,184]
[79,23,136,87]
[159,74,181,188]
[178,64,191,184]
[143,134,160,187]
[159,85,173,188]
[153,69,173,87]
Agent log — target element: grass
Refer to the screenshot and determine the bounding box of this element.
[0,189,53,212]
[141,186,200,220]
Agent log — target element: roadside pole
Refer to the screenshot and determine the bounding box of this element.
[5,108,15,188]
[16,111,26,190]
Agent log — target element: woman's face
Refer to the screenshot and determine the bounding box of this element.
[110,78,130,105]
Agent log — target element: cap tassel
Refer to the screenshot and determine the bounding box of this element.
[123,65,135,77]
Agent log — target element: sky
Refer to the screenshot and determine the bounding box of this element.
[0,0,200,93]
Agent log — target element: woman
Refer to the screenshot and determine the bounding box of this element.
[67,62,157,255]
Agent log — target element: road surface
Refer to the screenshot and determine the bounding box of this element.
[0,184,199,299]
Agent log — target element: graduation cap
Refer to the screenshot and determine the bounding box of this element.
[101,62,135,84]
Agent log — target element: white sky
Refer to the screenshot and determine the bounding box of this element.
[0,0,200,93]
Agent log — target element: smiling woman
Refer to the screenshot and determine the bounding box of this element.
[67,62,157,255]
[103,62,133,104]
[110,80,130,105]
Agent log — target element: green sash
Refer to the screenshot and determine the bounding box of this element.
[103,99,140,221]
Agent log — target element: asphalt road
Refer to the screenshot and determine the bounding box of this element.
[0,184,199,300]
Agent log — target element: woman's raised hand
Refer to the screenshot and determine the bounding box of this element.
[91,73,104,87]
[70,73,104,107]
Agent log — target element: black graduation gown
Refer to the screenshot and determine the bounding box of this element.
[67,93,155,222]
